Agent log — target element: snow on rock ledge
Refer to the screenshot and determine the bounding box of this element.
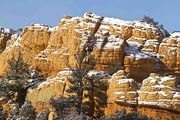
[158,34,180,74]
[106,71,180,115]
[139,73,180,112]
[105,70,138,115]
[107,70,138,105]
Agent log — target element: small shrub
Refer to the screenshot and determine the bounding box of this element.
[35,111,49,120]
[10,101,37,120]
[101,110,151,120]
[142,15,170,37]
[0,107,7,120]
[142,16,158,26]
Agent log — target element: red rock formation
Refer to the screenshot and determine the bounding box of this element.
[0,13,179,120]
[105,70,138,115]
[139,73,180,112]
[158,33,180,75]
[0,24,51,75]
[106,72,180,119]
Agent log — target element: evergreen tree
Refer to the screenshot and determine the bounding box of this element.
[0,54,45,107]
[83,74,108,118]
[50,96,71,119]
[65,52,108,118]
[65,52,95,115]
[66,62,89,114]
[0,54,31,106]
[51,52,108,119]
[142,15,158,26]
[6,55,30,81]
[10,101,37,120]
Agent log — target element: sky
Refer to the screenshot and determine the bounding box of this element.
[0,0,179,32]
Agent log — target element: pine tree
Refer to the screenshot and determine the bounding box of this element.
[142,16,158,26]
[52,51,108,119]
[0,56,29,106]
[66,63,89,114]
[50,96,70,119]
[7,55,30,107]
[0,54,45,107]
[6,55,30,81]
[10,101,37,120]
[83,74,108,118]
[65,52,108,118]
[65,52,95,115]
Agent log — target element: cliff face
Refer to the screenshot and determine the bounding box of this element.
[0,12,180,119]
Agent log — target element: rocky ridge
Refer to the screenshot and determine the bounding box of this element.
[0,12,180,120]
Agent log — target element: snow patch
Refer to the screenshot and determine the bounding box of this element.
[159,91,167,96]
[103,17,134,26]
[48,26,58,32]
[114,92,124,95]
[173,92,180,98]
[28,24,49,31]
[139,101,158,106]
[87,71,109,77]
[160,76,176,83]
[0,27,12,34]
[171,32,180,38]
[125,40,157,60]
[83,12,102,22]
[117,78,134,84]
[37,78,64,89]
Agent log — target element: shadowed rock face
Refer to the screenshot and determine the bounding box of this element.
[0,12,180,120]
[0,28,13,53]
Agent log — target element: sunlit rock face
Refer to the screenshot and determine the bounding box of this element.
[139,73,180,112]
[31,13,103,75]
[0,12,180,120]
[106,71,180,119]
[92,20,126,71]
[158,33,180,75]
[0,12,169,78]
[105,70,138,115]
[0,24,51,75]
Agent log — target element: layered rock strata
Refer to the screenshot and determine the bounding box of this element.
[0,12,179,120]
[139,73,180,112]
[105,70,138,115]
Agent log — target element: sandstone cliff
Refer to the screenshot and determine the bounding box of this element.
[0,12,180,120]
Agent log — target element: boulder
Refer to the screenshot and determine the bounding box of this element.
[26,69,71,112]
